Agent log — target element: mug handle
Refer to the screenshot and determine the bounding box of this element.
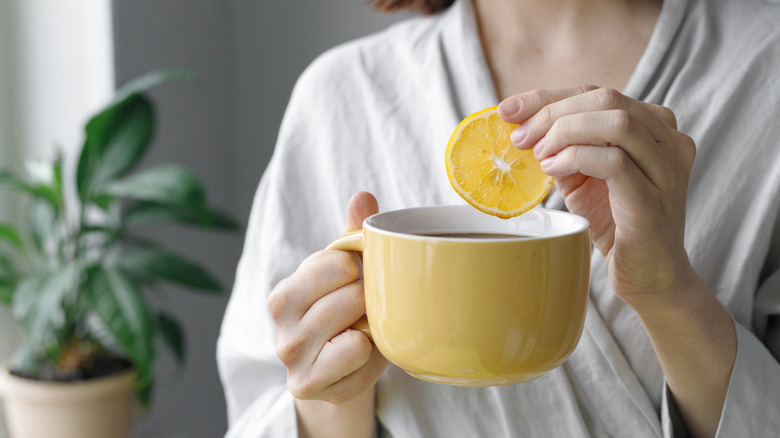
[325,230,372,341]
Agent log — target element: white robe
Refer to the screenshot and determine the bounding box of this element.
[218,0,780,436]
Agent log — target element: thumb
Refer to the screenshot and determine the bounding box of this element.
[343,191,379,233]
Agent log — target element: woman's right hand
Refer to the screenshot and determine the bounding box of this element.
[267,192,389,409]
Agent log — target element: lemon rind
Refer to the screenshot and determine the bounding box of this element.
[445,107,554,219]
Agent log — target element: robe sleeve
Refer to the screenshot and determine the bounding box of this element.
[661,274,780,437]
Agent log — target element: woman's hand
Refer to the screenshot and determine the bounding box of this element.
[498,85,697,307]
[499,86,735,438]
[267,192,388,438]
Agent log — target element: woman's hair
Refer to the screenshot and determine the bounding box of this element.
[371,0,456,15]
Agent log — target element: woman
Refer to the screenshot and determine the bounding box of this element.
[218,0,780,436]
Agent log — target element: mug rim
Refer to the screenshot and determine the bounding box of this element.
[363,205,590,242]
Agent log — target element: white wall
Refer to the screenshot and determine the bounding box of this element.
[0,0,22,375]
[0,1,114,436]
[110,1,407,436]
[0,0,114,164]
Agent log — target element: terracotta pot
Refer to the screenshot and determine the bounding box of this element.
[0,364,135,438]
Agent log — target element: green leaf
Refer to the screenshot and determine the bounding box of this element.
[0,254,15,278]
[27,198,58,254]
[118,249,222,293]
[112,69,197,105]
[53,155,63,199]
[0,170,32,193]
[0,169,59,208]
[122,202,239,231]
[25,156,63,203]
[137,378,155,412]
[76,69,197,204]
[12,266,78,350]
[0,256,17,305]
[83,267,155,396]
[93,193,115,211]
[0,224,23,249]
[157,311,185,365]
[77,95,155,203]
[0,282,13,305]
[8,343,43,376]
[98,165,207,210]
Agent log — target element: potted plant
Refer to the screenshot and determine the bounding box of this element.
[0,71,238,438]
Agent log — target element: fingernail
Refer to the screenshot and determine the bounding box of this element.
[498,98,521,116]
[510,125,527,147]
[540,155,555,171]
[533,138,545,158]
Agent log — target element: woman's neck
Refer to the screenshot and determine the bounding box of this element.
[473,0,663,98]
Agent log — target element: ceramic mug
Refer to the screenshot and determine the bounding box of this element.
[326,205,591,386]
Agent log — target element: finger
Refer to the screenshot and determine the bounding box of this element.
[647,104,678,130]
[273,281,365,370]
[301,280,366,350]
[498,84,600,124]
[540,145,653,203]
[318,345,388,405]
[536,110,666,183]
[509,88,675,150]
[288,329,371,400]
[344,191,379,233]
[267,250,362,323]
[311,333,388,404]
[288,328,382,402]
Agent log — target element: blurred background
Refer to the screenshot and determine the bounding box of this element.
[0,1,407,436]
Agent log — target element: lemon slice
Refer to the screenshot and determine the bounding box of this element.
[445,106,554,219]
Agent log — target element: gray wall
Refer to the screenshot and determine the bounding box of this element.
[111,2,238,437]
[111,1,406,436]
[230,1,409,216]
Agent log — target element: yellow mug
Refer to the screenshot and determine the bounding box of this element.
[327,205,591,386]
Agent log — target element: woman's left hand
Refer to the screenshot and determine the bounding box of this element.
[498,85,697,307]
